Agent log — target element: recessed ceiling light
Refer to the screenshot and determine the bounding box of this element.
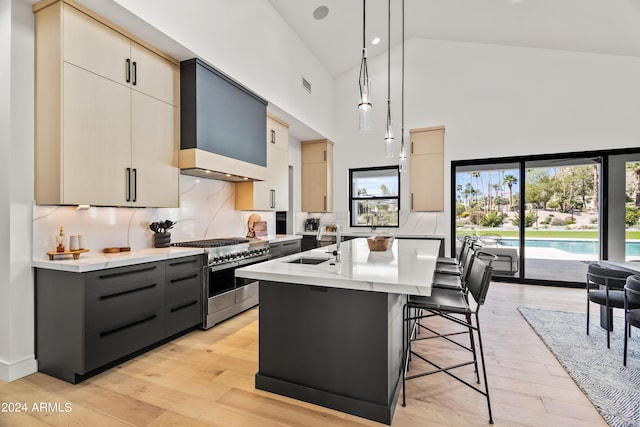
[313,6,329,20]
[371,37,380,45]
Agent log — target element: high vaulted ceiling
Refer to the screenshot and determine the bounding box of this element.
[267,0,640,77]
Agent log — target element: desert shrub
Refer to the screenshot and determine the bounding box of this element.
[547,200,560,210]
[460,211,470,218]
[468,211,485,225]
[564,217,576,225]
[510,211,537,227]
[550,217,566,226]
[626,206,640,227]
[479,211,507,227]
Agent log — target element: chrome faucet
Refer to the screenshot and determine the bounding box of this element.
[317,222,341,262]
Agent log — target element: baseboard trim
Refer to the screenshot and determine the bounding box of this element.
[0,356,38,382]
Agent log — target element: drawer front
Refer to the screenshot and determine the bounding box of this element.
[165,269,202,336]
[236,281,259,303]
[85,277,164,371]
[165,298,201,336]
[280,240,301,257]
[269,243,282,259]
[165,255,204,277]
[208,289,235,313]
[85,261,165,293]
[166,271,201,304]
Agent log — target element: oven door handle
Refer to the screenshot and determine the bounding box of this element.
[237,254,271,266]
[208,260,239,272]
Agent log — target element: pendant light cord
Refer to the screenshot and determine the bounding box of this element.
[401,0,404,137]
[387,0,391,103]
[362,0,366,49]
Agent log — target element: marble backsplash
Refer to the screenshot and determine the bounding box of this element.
[33,174,446,258]
[33,175,275,258]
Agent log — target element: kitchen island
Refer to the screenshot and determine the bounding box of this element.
[235,238,439,425]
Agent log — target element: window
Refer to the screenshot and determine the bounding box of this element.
[349,166,400,227]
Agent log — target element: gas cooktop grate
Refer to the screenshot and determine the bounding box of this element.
[171,238,250,248]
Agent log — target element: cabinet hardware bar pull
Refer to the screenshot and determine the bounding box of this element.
[170,274,198,284]
[411,193,414,210]
[99,283,157,300]
[132,168,137,202]
[270,129,276,144]
[271,189,275,208]
[323,150,326,161]
[125,168,131,201]
[169,259,199,267]
[132,61,137,86]
[170,300,198,313]
[100,314,157,337]
[324,195,326,211]
[125,58,131,83]
[411,142,414,154]
[99,265,157,280]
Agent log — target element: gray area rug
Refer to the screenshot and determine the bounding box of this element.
[518,307,640,427]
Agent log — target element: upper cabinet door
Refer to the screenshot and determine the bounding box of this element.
[63,63,131,206]
[131,91,179,207]
[267,115,289,152]
[130,42,179,106]
[63,4,131,86]
[410,127,445,212]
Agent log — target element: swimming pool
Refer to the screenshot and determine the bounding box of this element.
[498,238,640,256]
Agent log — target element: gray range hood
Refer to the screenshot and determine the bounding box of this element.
[179,58,268,182]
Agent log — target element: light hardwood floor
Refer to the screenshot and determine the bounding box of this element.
[0,283,610,426]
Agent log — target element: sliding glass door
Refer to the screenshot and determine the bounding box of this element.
[523,158,601,282]
[453,155,605,285]
[454,163,520,278]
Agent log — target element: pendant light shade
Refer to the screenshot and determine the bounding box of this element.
[398,0,407,172]
[384,0,394,157]
[358,0,372,132]
[384,100,394,157]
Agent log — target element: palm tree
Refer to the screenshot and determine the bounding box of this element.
[472,172,481,206]
[503,174,518,211]
[627,163,640,207]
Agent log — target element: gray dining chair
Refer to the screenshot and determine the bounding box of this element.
[586,263,634,348]
[624,275,640,366]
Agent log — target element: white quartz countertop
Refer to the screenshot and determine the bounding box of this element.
[236,238,438,296]
[260,234,302,243]
[32,247,204,273]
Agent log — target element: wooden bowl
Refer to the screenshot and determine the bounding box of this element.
[367,235,394,251]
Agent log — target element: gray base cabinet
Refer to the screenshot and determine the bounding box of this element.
[35,255,203,384]
[165,256,203,337]
[256,280,404,425]
[269,240,301,259]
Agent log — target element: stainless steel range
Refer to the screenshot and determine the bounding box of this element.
[171,238,270,329]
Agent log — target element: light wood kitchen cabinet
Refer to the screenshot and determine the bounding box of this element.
[33,0,179,207]
[410,126,445,212]
[235,114,289,210]
[301,139,334,212]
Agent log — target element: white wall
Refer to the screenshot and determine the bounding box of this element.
[333,38,640,252]
[106,0,335,141]
[0,0,37,382]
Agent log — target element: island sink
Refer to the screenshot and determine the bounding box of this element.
[287,257,329,265]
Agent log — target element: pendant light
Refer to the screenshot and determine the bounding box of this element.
[398,0,407,172]
[384,0,394,157]
[358,0,372,132]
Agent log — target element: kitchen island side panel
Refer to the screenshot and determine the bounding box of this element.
[256,280,404,425]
